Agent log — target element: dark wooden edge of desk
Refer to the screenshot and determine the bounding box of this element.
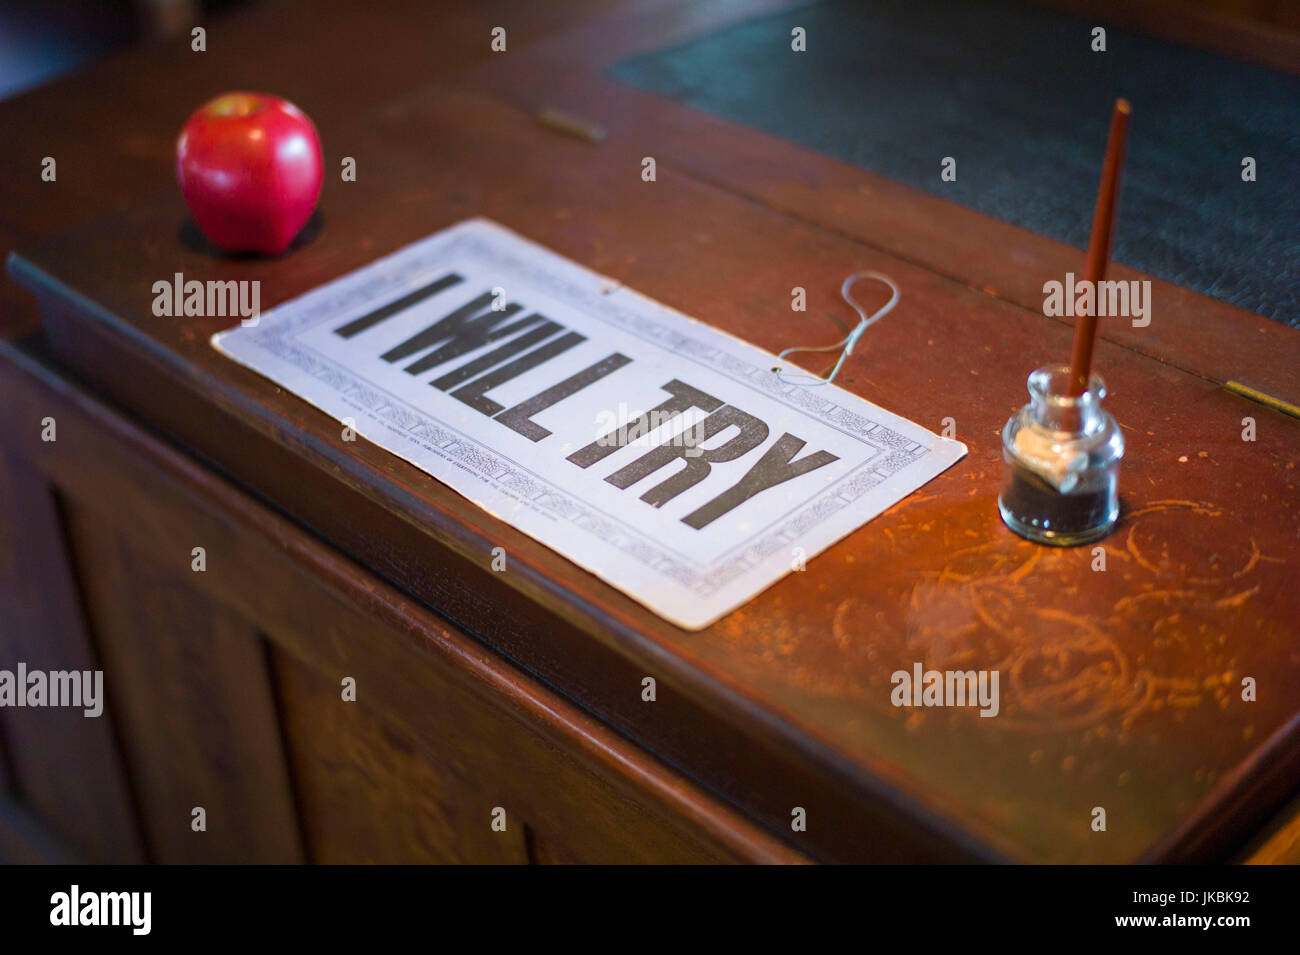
[1144,709,1300,863]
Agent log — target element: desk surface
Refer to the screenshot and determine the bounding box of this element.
[4,0,1299,864]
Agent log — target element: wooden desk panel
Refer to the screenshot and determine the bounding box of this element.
[63,504,304,864]
[0,341,797,864]
[0,454,145,863]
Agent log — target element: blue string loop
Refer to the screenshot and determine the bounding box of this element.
[774,271,900,387]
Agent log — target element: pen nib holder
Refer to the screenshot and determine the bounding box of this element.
[998,365,1123,546]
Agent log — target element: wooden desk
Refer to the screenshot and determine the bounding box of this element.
[2,0,1298,864]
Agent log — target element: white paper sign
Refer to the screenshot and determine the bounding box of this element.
[213,219,965,629]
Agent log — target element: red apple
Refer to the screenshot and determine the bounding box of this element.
[176,91,323,255]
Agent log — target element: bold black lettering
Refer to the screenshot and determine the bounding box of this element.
[333,272,463,338]
[682,433,839,529]
[428,320,562,388]
[496,352,632,441]
[451,332,587,417]
[380,290,535,367]
[567,379,724,469]
[605,406,768,508]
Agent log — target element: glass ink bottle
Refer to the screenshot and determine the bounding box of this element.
[998,364,1123,546]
